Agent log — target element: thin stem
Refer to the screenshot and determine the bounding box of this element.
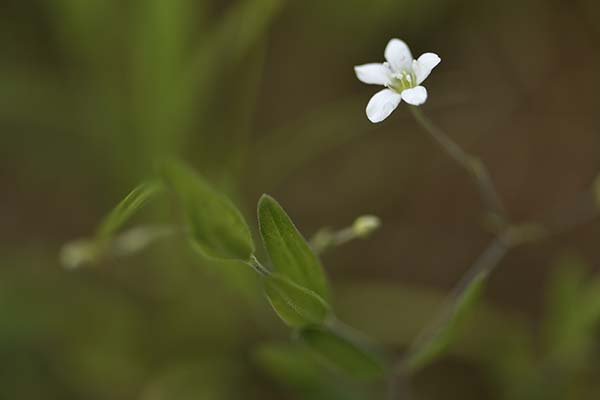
[311,227,356,255]
[409,106,507,222]
[310,215,381,255]
[387,106,513,398]
[386,232,511,399]
[402,231,512,368]
[246,254,271,276]
[387,107,600,400]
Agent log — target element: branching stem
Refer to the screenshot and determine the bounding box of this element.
[388,106,599,400]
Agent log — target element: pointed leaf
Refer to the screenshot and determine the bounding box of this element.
[96,181,163,241]
[60,181,164,269]
[258,194,329,301]
[264,274,330,328]
[162,160,254,261]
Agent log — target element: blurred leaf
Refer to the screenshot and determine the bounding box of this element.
[253,341,376,400]
[96,181,164,241]
[299,325,386,381]
[544,255,600,371]
[46,0,117,63]
[189,0,283,85]
[253,342,324,387]
[162,160,255,261]
[181,0,282,179]
[258,194,330,301]
[131,0,201,160]
[60,183,165,269]
[264,274,330,328]
[215,0,283,65]
[405,269,487,373]
[187,0,283,132]
[140,360,240,400]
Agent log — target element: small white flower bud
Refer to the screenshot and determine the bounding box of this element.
[60,239,98,269]
[352,215,381,238]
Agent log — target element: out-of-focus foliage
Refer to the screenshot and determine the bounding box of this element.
[2,0,600,399]
[404,266,488,373]
[162,160,255,261]
[299,325,387,381]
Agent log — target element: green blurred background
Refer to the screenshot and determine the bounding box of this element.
[2,0,600,398]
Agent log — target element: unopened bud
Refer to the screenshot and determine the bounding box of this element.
[60,239,98,270]
[352,215,381,238]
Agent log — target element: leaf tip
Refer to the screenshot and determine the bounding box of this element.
[258,193,275,205]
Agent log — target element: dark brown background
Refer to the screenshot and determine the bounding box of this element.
[1,0,599,398]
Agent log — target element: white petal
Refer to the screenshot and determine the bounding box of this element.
[401,86,428,106]
[413,53,441,84]
[366,89,402,123]
[384,39,413,72]
[354,63,391,86]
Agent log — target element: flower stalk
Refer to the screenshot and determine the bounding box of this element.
[408,105,507,224]
[246,254,271,276]
[310,215,381,255]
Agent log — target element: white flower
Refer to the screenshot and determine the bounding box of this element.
[354,39,441,123]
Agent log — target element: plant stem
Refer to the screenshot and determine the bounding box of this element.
[387,107,600,399]
[387,232,511,399]
[246,254,271,276]
[409,106,507,223]
[402,231,512,367]
[385,107,513,399]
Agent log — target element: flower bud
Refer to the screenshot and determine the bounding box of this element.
[352,215,381,238]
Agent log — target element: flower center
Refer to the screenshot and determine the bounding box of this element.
[389,70,417,93]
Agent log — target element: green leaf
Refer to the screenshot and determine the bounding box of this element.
[188,0,282,128]
[258,194,330,301]
[544,255,600,370]
[299,325,386,381]
[60,181,164,269]
[264,274,330,328]
[96,181,163,241]
[190,0,283,84]
[162,160,254,261]
[253,342,377,400]
[405,269,487,372]
[253,342,324,387]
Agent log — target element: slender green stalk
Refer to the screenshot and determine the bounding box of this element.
[310,227,357,255]
[310,215,381,255]
[402,231,512,367]
[385,107,514,399]
[246,254,271,276]
[409,106,507,223]
[392,107,599,400]
[386,232,512,399]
